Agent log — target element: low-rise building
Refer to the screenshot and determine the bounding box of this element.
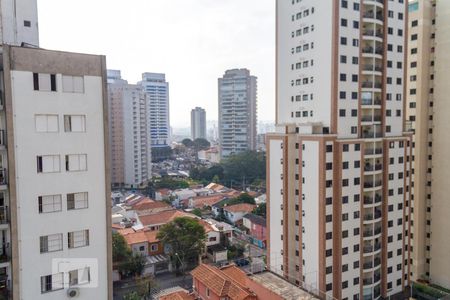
[188,195,225,210]
[242,214,267,249]
[222,203,256,224]
[136,210,194,231]
[198,147,220,164]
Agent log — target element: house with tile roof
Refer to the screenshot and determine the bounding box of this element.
[222,203,256,224]
[242,214,267,249]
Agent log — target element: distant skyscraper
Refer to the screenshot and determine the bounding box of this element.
[108,70,152,188]
[407,0,450,289]
[218,69,257,158]
[268,1,411,299]
[140,73,171,161]
[191,107,206,140]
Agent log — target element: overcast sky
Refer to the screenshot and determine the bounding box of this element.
[37,0,275,127]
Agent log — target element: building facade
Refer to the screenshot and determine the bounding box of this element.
[406,0,450,288]
[218,69,257,158]
[0,1,111,299]
[191,107,206,140]
[140,73,171,161]
[267,1,411,299]
[108,70,152,188]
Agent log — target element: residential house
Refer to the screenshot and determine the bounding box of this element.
[154,188,172,201]
[242,214,267,249]
[132,198,173,216]
[172,189,197,207]
[158,289,194,300]
[137,210,194,231]
[188,195,225,210]
[117,228,168,276]
[223,204,256,224]
[198,147,220,164]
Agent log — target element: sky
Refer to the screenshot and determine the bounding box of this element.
[37,0,276,128]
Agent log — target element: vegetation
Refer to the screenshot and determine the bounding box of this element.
[112,233,146,278]
[153,177,189,190]
[192,138,210,150]
[414,282,448,299]
[157,217,206,274]
[226,193,256,206]
[227,244,245,260]
[123,292,140,300]
[252,203,266,218]
[181,138,194,148]
[192,208,202,217]
[190,151,265,189]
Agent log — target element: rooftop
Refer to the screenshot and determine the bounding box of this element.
[250,272,319,300]
[224,203,256,214]
[243,214,266,227]
[138,210,196,227]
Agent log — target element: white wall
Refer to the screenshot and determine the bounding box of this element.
[11,71,108,299]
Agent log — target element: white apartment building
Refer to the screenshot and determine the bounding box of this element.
[267,1,411,300]
[191,107,206,140]
[108,70,151,188]
[406,0,450,289]
[218,69,257,158]
[140,73,170,161]
[0,0,111,299]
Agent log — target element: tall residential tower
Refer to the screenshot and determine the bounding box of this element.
[218,69,257,158]
[267,1,411,299]
[140,73,171,161]
[191,107,206,140]
[406,0,450,289]
[108,70,152,188]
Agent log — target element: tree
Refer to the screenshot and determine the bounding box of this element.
[157,217,206,274]
[222,151,266,187]
[192,208,202,217]
[112,232,131,262]
[227,193,256,206]
[193,138,210,151]
[153,178,189,190]
[181,138,194,148]
[252,203,266,218]
[135,275,158,299]
[212,175,220,183]
[123,292,140,300]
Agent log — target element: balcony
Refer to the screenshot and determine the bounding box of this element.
[363,210,381,221]
[0,208,8,225]
[364,163,382,172]
[363,226,382,238]
[364,180,382,189]
[363,11,384,21]
[0,169,6,186]
[365,148,383,155]
[0,131,5,148]
[363,243,381,254]
[362,64,383,72]
[361,97,382,106]
[362,131,383,139]
[364,194,382,205]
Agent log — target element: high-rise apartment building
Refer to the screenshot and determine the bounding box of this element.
[407,0,450,288]
[108,70,152,188]
[0,1,111,299]
[267,1,411,299]
[218,69,257,158]
[191,107,206,140]
[140,73,170,161]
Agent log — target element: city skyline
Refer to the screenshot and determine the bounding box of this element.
[37,0,276,127]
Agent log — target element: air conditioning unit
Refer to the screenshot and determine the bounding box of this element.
[67,288,79,298]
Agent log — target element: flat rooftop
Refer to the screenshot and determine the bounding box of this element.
[250,272,320,300]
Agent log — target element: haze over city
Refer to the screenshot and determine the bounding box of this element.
[37,0,276,127]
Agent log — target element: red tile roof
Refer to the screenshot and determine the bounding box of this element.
[139,210,195,227]
[191,195,225,209]
[191,264,256,300]
[159,290,194,300]
[223,203,256,214]
[118,228,160,245]
[132,199,171,211]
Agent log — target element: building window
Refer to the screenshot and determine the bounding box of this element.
[67,192,88,210]
[68,229,89,248]
[151,244,158,252]
[33,73,57,92]
[37,155,60,173]
[40,233,63,253]
[24,20,31,27]
[64,115,86,132]
[35,115,59,132]
[206,288,210,297]
[62,75,84,93]
[38,195,62,213]
[69,267,90,287]
[65,154,87,171]
[41,273,64,293]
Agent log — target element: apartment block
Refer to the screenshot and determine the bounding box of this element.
[0,45,112,299]
[406,0,450,288]
[140,73,170,161]
[267,1,411,299]
[218,69,257,158]
[191,107,206,140]
[0,0,112,299]
[108,70,152,188]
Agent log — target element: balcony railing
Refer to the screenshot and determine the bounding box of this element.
[0,131,4,147]
[0,207,8,224]
[364,164,382,171]
[0,169,6,185]
[363,64,383,72]
[365,148,382,155]
[362,131,383,139]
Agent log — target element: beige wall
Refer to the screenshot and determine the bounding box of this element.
[430,0,450,289]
